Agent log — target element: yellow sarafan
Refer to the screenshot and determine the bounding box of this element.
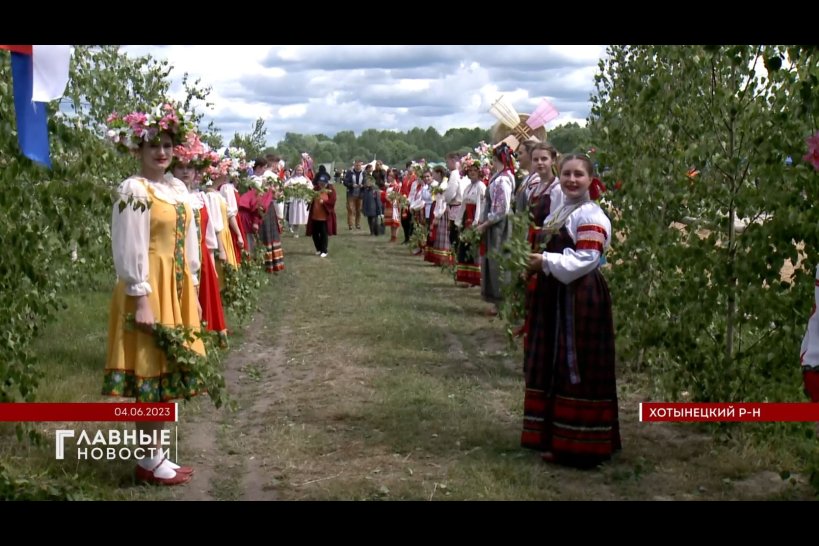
[105,183,205,394]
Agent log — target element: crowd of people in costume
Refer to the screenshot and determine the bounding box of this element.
[99,100,819,487]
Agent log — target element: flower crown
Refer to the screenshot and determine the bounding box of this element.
[173,133,209,170]
[106,102,195,154]
[202,157,231,186]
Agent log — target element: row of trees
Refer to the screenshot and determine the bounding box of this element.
[591,45,819,404]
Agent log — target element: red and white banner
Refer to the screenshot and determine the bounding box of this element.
[640,402,819,422]
[0,403,177,422]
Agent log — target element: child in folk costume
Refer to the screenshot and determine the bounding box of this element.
[524,154,620,467]
[286,163,312,237]
[409,169,433,255]
[400,162,417,243]
[103,103,201,485]
[426,165,453,266]
[453,160,487,286]
[172,136,228,344]
[383,170,402,242]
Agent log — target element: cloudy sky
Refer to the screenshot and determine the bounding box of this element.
[120,45,608,148]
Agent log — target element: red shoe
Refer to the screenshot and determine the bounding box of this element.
[135,460,192,486]
[173,465,195,475]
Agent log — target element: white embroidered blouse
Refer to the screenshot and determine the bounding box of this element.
[111,175,201,297]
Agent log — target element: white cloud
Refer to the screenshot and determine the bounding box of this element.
[119,45,607,147]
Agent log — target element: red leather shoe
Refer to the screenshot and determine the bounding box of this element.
[173,465,195,475]
[135,461,192,486]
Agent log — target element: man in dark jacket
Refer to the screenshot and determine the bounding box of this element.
[343,159,365,230]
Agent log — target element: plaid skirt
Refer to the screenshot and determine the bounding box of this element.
[521,227,620,461]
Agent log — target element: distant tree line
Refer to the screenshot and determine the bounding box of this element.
[227,120,591,168]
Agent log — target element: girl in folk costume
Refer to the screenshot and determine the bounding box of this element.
[103,103,201,485]
[400,162,417,244]
[286,163,312,237]
[514,139,539,214]
[800,264,819,438]
[453,160,487,286]
[426,165,453,266]
[172,136,228,344]
[259,169,286,273]
[476,144,515,315]
[265,153,287,230]
[523,154,620,467]
[518,142,563,338]
[383,170,402,242]
[409,169,434,255]
[305,172,337,257]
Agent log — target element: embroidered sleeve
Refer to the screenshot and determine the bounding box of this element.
[111,178,152,296]
[542,205,611,284]
[486,175,512,224]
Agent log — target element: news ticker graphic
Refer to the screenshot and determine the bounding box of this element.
[0,403,177,422]
[640,402,819,422]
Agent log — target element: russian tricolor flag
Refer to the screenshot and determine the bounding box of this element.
[0,45,72,167]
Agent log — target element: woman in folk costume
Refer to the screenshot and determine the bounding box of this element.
[257,168,286,273]
[800,264,819,438]
[383,169,402,242]
[286,163,312,237]
[103,103,201,485]
[172,135,228,344]
[523,154,620,468]
[218,154,245,264]
[305,172,337,257]
[453,159,487,287]
[237,158,266,255]
[209,166,239,289]
[426,165,453,266]
[475,143,515,315]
